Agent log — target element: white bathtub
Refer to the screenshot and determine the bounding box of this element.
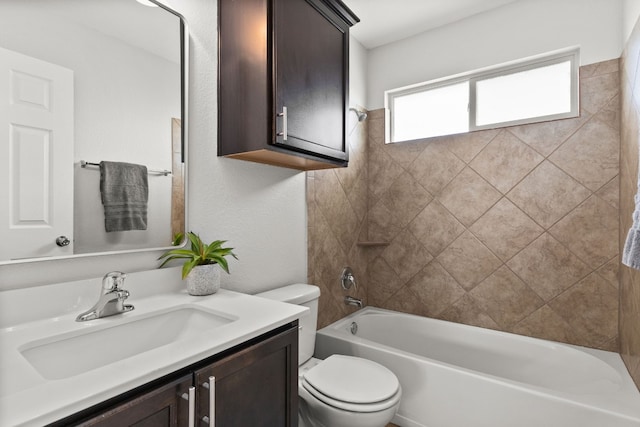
[314,307,640,427]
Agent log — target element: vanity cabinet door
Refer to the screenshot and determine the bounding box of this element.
[75,375,193,427]
[194,325,298,427]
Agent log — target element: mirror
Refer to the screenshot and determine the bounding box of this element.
[0,0,187,264]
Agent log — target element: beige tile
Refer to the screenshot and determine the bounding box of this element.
[591,59,620,77]
[407,141,465,195]
[438,167,502,227]
[383,286,426,317]
[548,273,619,348]
[380,172,433,228]
[580,71,620,115]
[596,175,620,210]
[512,305,582,345]
[507,233,591,301]
[314,172,360,254]
[408,200,466,256]
[346,172,368,222]
[549,113,620,192]
[368,199,402,243]
[438,294,499,330]
[508,113,590,157]
[596,255,619,289]
[367,108,385,121]
[444,129,499,163]
[506,161,591,229]
[549,195,618,267]
[596,94,621,132]
[368,144,405,203]
[367,115,385,145]
[470,266,544,328]
[469,130,543,194]
[469,198,543,261]
[368,257,405,306]
[406,260,466,317]
[381,229,433,282]
[385,140,428,170]
[437,231,502,291]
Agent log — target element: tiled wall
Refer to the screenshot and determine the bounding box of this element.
[307,112,369,328]
[620,21,640,388]
[308,60,621,348]
[365,60,620,351]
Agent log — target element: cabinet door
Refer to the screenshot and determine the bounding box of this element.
[194,325,298,427]
[273,0,349,162]
[75,375,193,427]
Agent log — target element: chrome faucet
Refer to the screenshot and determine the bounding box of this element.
[76,271,134,322]
[344,295,363,308]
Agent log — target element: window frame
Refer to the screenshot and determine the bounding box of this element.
[384,47,580,144]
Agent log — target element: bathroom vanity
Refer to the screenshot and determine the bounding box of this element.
[0,268,306,426]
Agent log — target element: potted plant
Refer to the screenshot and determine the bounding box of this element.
[159,232,237,296]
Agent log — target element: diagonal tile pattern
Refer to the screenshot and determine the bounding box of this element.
[308,60,621,352]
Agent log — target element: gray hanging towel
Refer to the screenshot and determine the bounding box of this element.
[100,161,149,232]
[623,173,640,269]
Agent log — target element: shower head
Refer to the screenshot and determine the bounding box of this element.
[349,107,368,122]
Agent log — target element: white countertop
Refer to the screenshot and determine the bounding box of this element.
[0,268,307,426]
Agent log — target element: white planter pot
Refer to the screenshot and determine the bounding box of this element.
[186,264,221,296]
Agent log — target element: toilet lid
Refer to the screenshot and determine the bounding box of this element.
[302,355,400,404]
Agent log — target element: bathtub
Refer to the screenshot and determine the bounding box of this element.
[314,307,640,427]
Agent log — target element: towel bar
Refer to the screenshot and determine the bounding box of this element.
[80,160,171,176]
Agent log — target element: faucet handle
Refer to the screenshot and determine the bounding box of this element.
[102,271,127,292]
[340,267,357,290]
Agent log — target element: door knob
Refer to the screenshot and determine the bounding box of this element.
[55,236,70,247]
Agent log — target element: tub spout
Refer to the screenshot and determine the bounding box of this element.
[345,295,363,308]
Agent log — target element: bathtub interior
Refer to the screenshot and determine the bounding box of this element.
[315,307,640,427]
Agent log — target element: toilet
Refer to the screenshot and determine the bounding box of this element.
[257,284,401,427]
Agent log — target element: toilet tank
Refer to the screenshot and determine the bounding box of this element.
[256,284,320,365]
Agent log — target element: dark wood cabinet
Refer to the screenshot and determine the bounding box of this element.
[218,0,359,170]
[50,322,298,427]
[195,324,298,426]
[76,375,192,427]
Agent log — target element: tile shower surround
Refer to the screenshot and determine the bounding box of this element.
[308,59,625,369]
[620,20,640,389]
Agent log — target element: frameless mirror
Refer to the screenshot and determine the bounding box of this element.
[0,0,187,264]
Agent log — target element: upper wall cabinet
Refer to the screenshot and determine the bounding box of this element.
[218,0,359,171]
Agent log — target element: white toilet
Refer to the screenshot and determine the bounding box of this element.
[257,284,401,427]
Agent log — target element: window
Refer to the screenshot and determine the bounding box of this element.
[385,48,579,143]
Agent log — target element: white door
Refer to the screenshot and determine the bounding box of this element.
[0,47,74,261]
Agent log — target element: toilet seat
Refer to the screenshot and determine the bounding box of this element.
[301,355,401,413]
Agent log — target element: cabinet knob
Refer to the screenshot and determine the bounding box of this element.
[277,106,288,141]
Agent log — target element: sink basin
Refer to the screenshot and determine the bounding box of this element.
[19,306,235,380]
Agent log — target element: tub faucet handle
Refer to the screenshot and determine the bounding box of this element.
[341,267,357,290]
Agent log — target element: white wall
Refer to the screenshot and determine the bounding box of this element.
[366,0,623,109]
[0,0,308,294]
[623,0,640,44]
[350,36,368,109]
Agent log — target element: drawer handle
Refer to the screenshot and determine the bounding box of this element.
[180,386,196,427]
[201,376,216,426]
[277,106,288,141]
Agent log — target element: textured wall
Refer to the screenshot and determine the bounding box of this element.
[620,19,640,388]
[309,59,621,349]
